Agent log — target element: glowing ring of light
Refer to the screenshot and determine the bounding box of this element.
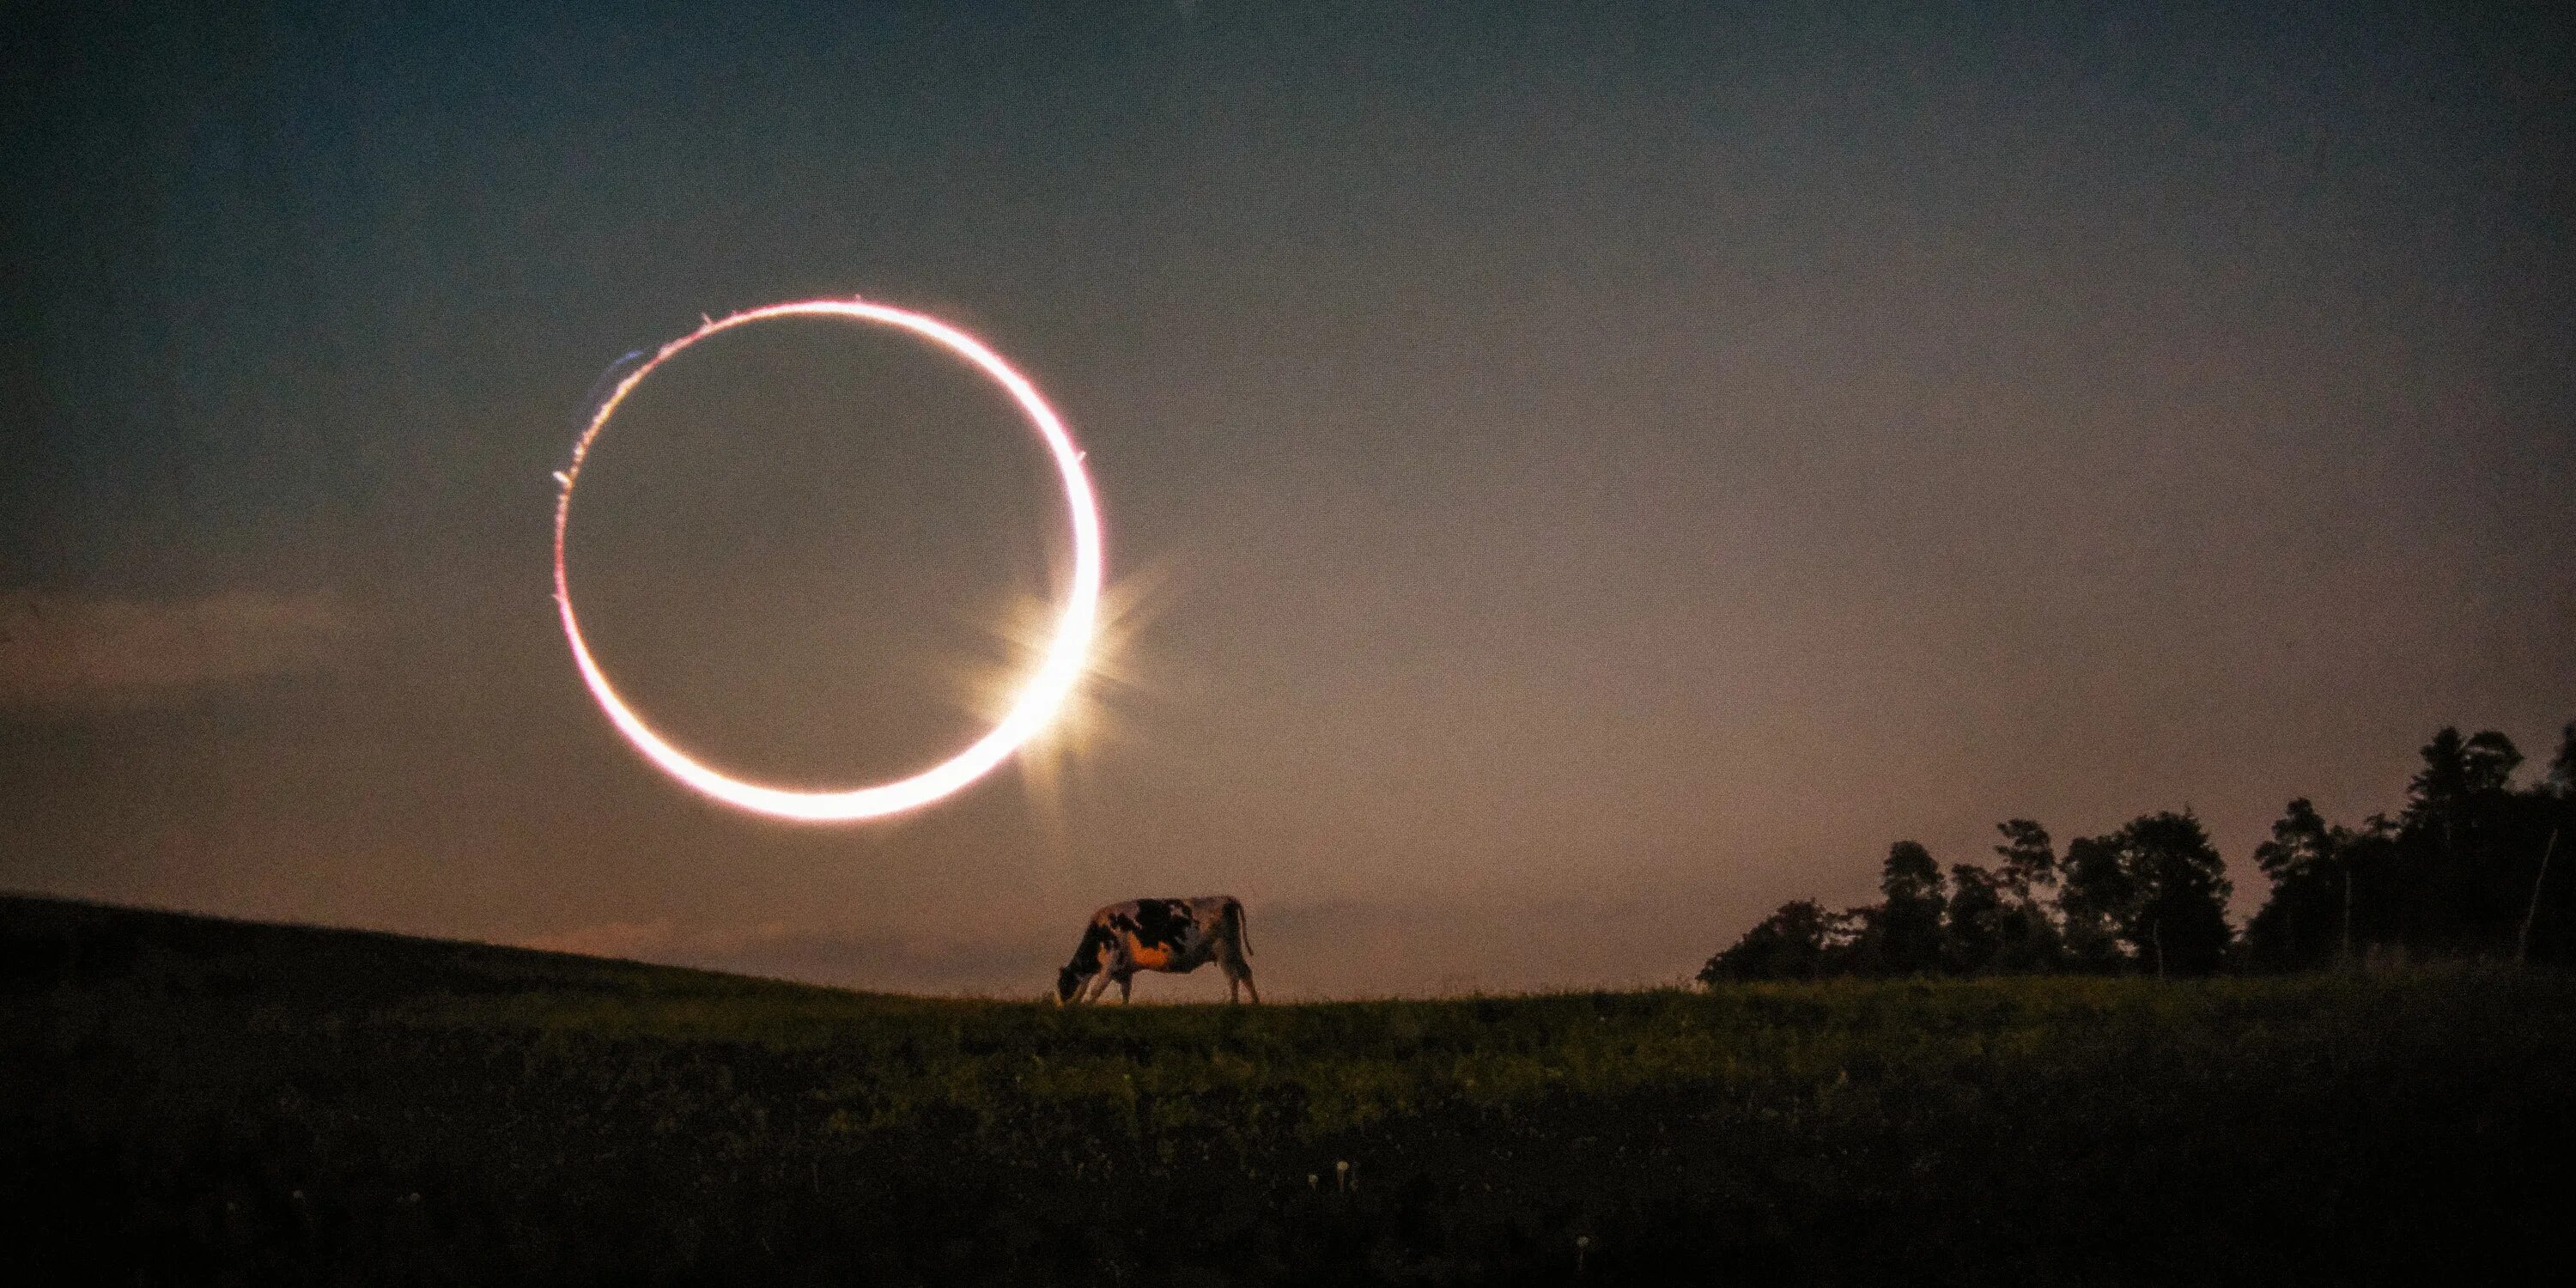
[551,298,1103,822]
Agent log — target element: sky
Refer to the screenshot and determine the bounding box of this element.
[4,1,2570,999]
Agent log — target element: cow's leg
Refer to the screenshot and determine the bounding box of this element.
[1115,971,1133,1004]
[1082,969,1113,1004]
[1218,945,1259,1004]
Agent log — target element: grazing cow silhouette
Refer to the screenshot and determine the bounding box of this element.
[1055,896,1257,1005]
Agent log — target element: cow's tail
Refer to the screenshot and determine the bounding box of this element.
[1228,897,1253,958]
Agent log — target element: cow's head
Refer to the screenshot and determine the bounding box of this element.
[1054,963,1088,1005]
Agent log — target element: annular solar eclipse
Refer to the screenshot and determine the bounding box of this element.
[551,299,1104,822]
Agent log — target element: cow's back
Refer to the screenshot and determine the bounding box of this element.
[1093,896,1240,972]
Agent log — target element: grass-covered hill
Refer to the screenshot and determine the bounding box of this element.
[5,892,2570,1285]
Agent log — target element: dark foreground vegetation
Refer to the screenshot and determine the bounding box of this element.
[7,896,2572,1285]
[1708,722,2575,982]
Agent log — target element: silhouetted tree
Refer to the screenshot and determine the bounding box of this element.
[1874,841,1947,975]
[1833,903,1887,975]
[1990,820,2066,971]
[1709,719,2576,980]
[2245,726,2575,963]
[2392,728,2535,952]
[2340,817,2404,956]
[1994,820,2057,902]
[1701,900,1842,982]
[2532,723,2576,964]
[2245,798,2353,970]
[2408,728,2521,832]
[2103,811,2233,976]
[2056,835,2133,971]
[1943,864,2006,975]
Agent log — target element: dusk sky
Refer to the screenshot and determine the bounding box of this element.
[6,1,2569,998]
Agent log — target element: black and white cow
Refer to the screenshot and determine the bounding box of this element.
[1054,896,1258,1005]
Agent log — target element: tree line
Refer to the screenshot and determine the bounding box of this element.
[1701,722,2576,982]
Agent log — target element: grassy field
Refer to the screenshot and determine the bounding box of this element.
[4,893,2570,1285]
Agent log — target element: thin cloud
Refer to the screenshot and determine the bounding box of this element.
[513,919,1059,996]
[518,919,685,960]
[515,898,1723,1002]
[1249,896,1721,998]
[0,589,349,708]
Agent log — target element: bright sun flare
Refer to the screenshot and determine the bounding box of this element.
[550,298,1105,823]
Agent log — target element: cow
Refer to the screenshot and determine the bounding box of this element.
[1054,896,1258,1005]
